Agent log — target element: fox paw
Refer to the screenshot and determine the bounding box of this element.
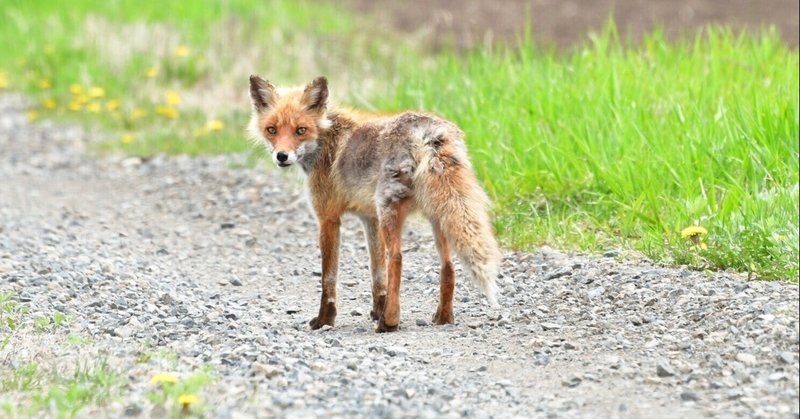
[432,309,454,325]
[375,316,399,333]
[309,316,335,330]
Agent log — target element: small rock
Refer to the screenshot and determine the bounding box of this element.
[778,352,795,364]
[220,222,235,229]
[416,319,428,327]
[603,249,620,257]
[680,391,700,402]
[544,267,572,281]
[252,362,282,378]
[230,277,243,286]
[564,342,577,350]
[656,359,676,377]
[541,322,561,331]
[124,404,142,416]
[735,353,757,366]
[385,346,407,357]
[562,375,582,388]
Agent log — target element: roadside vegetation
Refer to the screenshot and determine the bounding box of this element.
[1,0,796,286]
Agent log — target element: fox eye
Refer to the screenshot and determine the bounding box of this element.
[266,127,277,135]
[296,127,307,135]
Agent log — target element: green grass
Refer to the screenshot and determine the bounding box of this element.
[381,26,799,280]
[0,1,797,280]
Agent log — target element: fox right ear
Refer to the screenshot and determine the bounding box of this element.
[249,75,276,113]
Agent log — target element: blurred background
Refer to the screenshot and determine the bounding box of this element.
[355,0,799,49]
[0,0,797,280]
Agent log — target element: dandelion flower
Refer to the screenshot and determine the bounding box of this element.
[89,86,105,98]
[43,98,57,109]
[680,226,707,239]
[130,108,147,119]
[67,101,82,112]
[69,84,83,95]
[206,119,224,131]
[178,393,199,405]
[87,102,101,113]
[146,67,158,78]
[121,133,134,144]
[178,393,200,415]
[174,45,190,57]
[149,372,178,385]
[155,105,179,119]
[26,109,38,121]
[0,72,8,89]
[39,79,52,89]
[76,94,90,105]
[106,99,120,111]
[165,90,181,106]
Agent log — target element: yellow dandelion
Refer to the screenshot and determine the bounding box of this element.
[155,105,179,119]
[680,226,708,239]
[39,79,52,89]
[43,98,57,109]
[43,44,55,55]
[149,372,178,385]
[146,67,158,78]
[193,127,208,137]
[178,393,199,405]
[87,102,101,113]
[89,86,105,98]
[164,90,181,106]
[76,94,90,105]
[67,101,82,112]
[121,133,134,144]
[26,109,38,121]
[174,45,190,57]
[0,72,10,89]
[130,107,147,119]
[69,84,83,95]
[106,99,120,111]
[206,119,224,131]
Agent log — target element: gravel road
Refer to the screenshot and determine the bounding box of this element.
[1,93,798,418]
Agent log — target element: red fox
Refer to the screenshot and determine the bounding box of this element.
[248,75,500,332]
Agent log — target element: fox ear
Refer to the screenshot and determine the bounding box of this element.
[301,76,328,113]
[249,75,276,113]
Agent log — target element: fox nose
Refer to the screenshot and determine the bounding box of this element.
[276,151,289,163]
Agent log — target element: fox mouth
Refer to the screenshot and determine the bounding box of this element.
[277,162,292,168]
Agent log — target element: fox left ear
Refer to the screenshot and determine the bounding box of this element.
[301,76,328,113]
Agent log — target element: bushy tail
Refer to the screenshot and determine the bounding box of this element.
[414,134,501,306]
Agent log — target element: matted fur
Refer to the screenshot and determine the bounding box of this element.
[248,75,501,332]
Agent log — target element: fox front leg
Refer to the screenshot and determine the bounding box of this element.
[309,217,341,329]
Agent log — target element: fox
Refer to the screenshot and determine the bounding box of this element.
[247,75,501,332]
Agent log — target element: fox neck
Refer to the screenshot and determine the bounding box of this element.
[296,110,353,175]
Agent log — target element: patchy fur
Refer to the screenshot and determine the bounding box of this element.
[248,75,501,332]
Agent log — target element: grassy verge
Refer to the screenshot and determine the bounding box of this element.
[1,1,797,280]
[381,26,799,281]
[0,293,215,417]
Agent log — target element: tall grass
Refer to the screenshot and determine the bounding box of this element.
[1,1,797,280]
[380,26,799,280]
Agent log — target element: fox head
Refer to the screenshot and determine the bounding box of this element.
[248,75,331,168]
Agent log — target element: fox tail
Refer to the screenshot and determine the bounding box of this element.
[414,128,501,306]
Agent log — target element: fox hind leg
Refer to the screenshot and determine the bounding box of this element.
[375,198,411,333]
[431,220,455,325]
[360,216,386,321]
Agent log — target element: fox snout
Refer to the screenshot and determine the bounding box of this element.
[273,150,296,167]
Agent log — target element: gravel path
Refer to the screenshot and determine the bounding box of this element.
[1,93,798,418]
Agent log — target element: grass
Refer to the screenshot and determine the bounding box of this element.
[0,1,797,280]
[381,26,799,281]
